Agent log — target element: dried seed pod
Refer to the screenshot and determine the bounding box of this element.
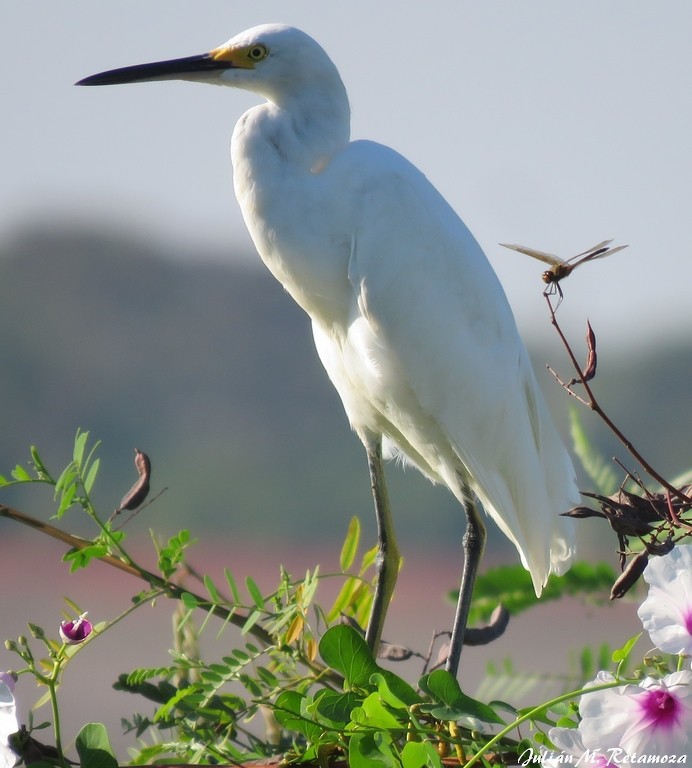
[561,505,607,520]
[376,642,415,662]
[464,604,510,646]
[610,551,649,600]
[568,320,597,385]
[583,320,597,382]
[116,449,151,513]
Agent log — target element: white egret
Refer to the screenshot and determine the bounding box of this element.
[77,24,579,675]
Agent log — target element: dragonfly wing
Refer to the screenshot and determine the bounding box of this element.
[499,243,562,266]
[568,239,614,263]
[586,243,629,261]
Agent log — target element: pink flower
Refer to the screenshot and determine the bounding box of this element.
[59,612,93,645]
[579,670,692,755]
[637,544,692,656]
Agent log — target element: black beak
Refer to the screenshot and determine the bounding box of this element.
[76,52,233,86]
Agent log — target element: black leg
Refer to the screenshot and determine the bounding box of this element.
[364,439,401,654]
[445,483,486,677]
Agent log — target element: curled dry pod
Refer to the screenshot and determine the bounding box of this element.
[610,550,648,600]
[582,320,597,382]
[464,604,510,646]
[568,320,597,386]
[377,642,414,662]
[116,448,151,512]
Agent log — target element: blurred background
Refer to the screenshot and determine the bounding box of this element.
[1,0,690,759]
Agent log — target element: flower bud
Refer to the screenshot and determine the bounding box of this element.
[59,613,93,645]
[27,623,46,641]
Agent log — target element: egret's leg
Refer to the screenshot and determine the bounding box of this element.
[364,439,401,655]
[445,485,487,677]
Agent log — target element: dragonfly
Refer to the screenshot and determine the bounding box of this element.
[500,239,628,298]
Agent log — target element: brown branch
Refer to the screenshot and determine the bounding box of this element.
[545,295,691,505]
[0,502,343,685]
[0,503,270,643]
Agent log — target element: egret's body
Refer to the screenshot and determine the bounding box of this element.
[78,24,579,673]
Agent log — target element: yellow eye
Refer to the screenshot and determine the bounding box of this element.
[247,44,268,62]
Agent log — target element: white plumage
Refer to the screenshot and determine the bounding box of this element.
[78,23,579,671]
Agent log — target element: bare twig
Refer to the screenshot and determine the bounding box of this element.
[545,293,691,505]
[0,502,267,637]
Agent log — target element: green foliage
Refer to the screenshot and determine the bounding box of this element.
[466,560,617,626]
[75,724,118,768]
[418,670,504,724]
[154,529,196,579]
[1,433,684,768]
[569,407,619,494]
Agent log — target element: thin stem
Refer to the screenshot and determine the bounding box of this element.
[76,480,136,569]
[47,667,66,767]
[0,503,267,634]
[464,677,631,768]
[546,295,690,504]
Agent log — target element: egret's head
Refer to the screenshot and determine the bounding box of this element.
[77,23,343,105]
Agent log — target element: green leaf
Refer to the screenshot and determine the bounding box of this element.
[64,543,109,571]
[371,671,420,708]
[83,457,100,495]
[273,691,323,742]
[340,516,360,571]
[319,625,379,689]
[245,576,265,609]
[313,689,361,726]
[360,543,378,572]
[56,482,78,518]
[569,407,619,494]
[613,632,642,676]
[204,574,222,603]
[54,463,76,494]
[327,575,362,622]
[256,666,279,689]
[348,731,396,768]
[418,670,504,724]
[352,692,402,730]
[75,723,118,768]
[10,464,32,482]
[30,445,54,483]
[73,429,89,467]
[180,592,199,610]
[224,567,241,604]
[401,741,443,768]
[242,609,263,634]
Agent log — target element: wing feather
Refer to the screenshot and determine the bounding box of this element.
[327,142,578,593]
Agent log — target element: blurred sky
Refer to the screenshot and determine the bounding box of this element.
[2,1,691,349]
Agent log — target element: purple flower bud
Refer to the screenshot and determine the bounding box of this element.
[59,613,93,645]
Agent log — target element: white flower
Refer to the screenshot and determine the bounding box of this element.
[0,674,18,768]
[638,544,692,656]
[579,670,692,755]
[540,725,620,767]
